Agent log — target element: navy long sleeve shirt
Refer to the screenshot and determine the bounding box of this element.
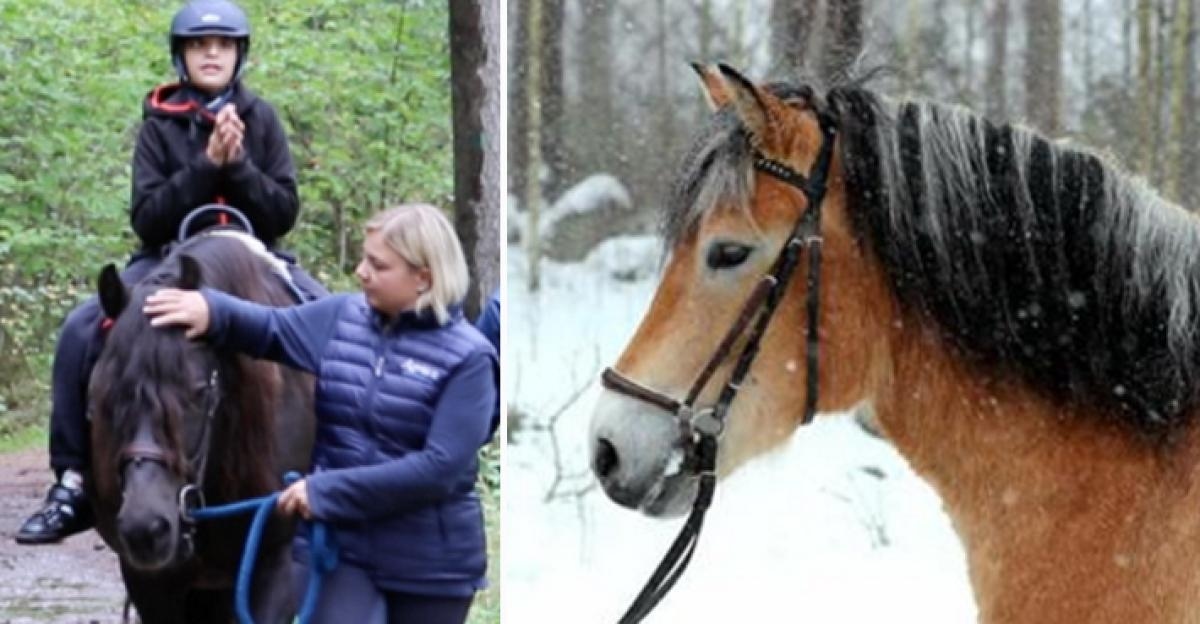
[201,289,496,523]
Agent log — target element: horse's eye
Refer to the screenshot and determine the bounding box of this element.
[706,242,753,270]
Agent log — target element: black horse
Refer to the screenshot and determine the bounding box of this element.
[86,231,315,623]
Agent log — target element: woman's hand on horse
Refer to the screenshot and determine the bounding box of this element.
[277,479,312,520]
[143,288,211,339]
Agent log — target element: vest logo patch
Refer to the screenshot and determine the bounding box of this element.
[400,357,442,382]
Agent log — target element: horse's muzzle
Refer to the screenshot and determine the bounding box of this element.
[117,509,178,571]
[590,394,698,518]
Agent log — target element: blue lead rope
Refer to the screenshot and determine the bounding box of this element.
[189,472,338,624]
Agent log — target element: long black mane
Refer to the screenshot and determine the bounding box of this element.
[665,83,1200,439]
[91,232,298,498]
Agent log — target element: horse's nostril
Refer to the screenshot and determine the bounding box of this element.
[148,517,169,540]
[594,438,619,479]
[120,514,171,553]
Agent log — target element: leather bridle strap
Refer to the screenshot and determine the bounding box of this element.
[120,444,174,467]
[611,115,837,624]
[599,274,775,425]
[180,369,221,523]
[617,437,716,624]
[602,115,835,438]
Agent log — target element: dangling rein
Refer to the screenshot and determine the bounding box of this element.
[187,472,338,624]
[601,117,838,623]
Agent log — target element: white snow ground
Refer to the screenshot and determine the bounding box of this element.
[503,239,978,623]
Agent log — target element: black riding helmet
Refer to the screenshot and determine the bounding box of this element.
[169,0,251,84]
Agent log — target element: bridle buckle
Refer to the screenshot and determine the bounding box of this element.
[688,407,724,437]
[179,483,205,524]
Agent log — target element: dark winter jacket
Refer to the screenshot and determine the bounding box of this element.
[131,81,299,254]
[202,290,499,597]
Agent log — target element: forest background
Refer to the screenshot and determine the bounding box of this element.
[510,0,1199,281]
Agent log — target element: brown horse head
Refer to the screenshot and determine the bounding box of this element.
[591,61,1200,622]
[590,65,891,517]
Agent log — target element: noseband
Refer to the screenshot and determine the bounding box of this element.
[601,113,837,623]
[118,368,222,557]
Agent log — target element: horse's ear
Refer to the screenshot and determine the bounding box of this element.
[691,62,732,111]
[97,264,127,319]
[178,254,203,290]
[718,63,786,155]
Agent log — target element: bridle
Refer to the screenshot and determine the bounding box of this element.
[118,368,222,559]
[600,111,838,623]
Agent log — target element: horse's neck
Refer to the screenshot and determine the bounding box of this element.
[874,327,1200,624]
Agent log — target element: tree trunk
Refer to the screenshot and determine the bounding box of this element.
[508,0,528,208]
[1083,0,1094,98]
[733,1,747,68]
[525,0,544,292]
[577,0,614,181]
[449,0,500,318]
[1166,0,1194,201]
[962,0,980,106]
[1151,0,1169,184]
[698,0,716,125]
[656,0,674,154]
[985,0,1009,121]
[1137,0,1154,172]
[820,0,863,84]
[699,0,714,62]
[378,7,408,213]
[1023,0,1062,135]
[540,0,566,202]
[902,0,922,93]
[1181,1,1200,209]
[770,0,819,79]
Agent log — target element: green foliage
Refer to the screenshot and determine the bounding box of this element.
[473,443,501,624]
[252,0,454,274]
[0,0,453,417]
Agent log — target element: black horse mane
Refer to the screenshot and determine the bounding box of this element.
[665,83,1200,440]
[91,232,296,498]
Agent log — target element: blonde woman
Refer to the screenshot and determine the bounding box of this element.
[145,204,498,623]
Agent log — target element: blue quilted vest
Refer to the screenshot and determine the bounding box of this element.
[299,295,491,596]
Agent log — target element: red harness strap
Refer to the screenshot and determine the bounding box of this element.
[215,196,229,225]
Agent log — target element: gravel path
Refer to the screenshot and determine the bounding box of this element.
[0,448,125,624]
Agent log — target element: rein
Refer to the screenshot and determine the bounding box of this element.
[189,473,338,624]
[117,373,336,624]
[601,114,837,623]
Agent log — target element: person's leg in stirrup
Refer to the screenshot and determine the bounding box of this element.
[15,300,101,545]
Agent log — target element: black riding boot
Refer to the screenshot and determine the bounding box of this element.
[15,483,94,544]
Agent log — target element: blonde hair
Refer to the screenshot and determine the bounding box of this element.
[365,203,469,325]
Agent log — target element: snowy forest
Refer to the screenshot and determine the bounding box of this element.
[510,0,1200,273]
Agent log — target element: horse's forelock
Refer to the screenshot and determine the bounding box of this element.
[662,107,756,253]
[663,81,842,255]
[98,316,206,469]
[93,232,292,495]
